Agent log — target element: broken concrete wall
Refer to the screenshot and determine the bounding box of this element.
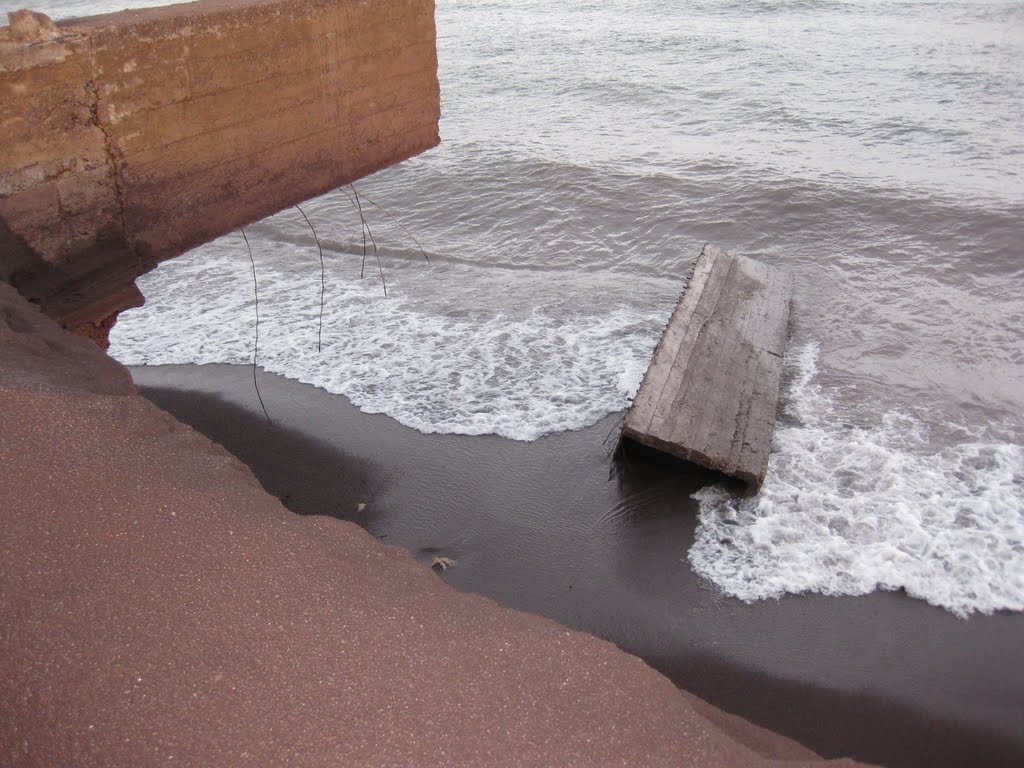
[0,0,440,341]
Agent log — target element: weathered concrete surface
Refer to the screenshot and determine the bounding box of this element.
[0,283,872,767]
[622,244,793,492]
[0,0,440,341]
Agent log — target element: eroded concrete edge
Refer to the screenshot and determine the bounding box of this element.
[0,0,440,342]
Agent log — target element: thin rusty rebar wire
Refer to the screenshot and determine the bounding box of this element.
[348,184,386,296]
[294,203,326,352]
[240,227,272,426]
[353,191,430,264]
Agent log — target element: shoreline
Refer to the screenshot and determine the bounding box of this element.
[131,362,1024,768]
[4,283,854,767]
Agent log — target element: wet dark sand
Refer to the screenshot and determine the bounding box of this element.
[132,363,1024,768]
[6,283,858,767]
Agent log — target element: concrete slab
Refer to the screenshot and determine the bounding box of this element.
[622,244,793,492]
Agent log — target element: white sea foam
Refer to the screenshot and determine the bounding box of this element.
[110,241,664,441]
[688,343,1024,617]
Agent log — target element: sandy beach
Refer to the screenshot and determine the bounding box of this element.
[4,0,1021,765]
[131,362,1024,768]
[2,283,877,767]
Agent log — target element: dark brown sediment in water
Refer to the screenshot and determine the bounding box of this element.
[132,362,1024,768]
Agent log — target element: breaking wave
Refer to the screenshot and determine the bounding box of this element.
[688,343,1024,617]
[110,241,664,441]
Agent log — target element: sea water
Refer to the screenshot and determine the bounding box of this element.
[19,0,1023,617]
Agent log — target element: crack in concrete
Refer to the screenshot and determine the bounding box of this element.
[85,33,138,277]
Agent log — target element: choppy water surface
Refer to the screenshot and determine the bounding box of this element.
[30,0,1023,616]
